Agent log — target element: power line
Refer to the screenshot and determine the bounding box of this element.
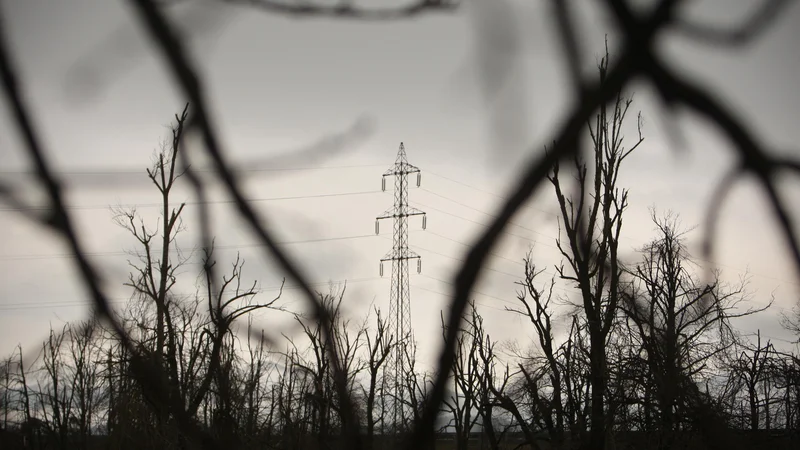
[419,230,571,294]
[425,170,558,219]
[376,232,533,283]
[1,164,796,306]
[6,161,787,290]
[410,199,559,251]
[419,187,558,242]
[414,200,785,298]
[410,283,507,312]
[0,163,386,176]
[685,256,800,288]
[423,229,525,267]
[380,232,574,306]
[0,276,384,311]
[738,331,798,346]
[417,257,570,299]
[0,189,385,213]
[0,233,379,261]
[424,174,800,289]
[410,243,523,281]
[417,274,518,308]
[423,184,782,288]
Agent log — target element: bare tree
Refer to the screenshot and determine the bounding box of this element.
[729,331,778,431]
[556,315,592,442]
[441,305,482,450]
[1,355,12,432]
[283,284,366,449]
[621,212,769,448]
[547,48,643,450]
[400,337,435,450]
[361,307,394,449]
[772,351,800,431]
[65,319,104,450]
[37,325,74,449]
[238,319,273,446]
[14,345,36,446]
[469,305,519,450]
[507,250,565,444]
[479,353,543,450]
[110,110,283,447]
[780,306,800,342]
[273,346,314,450]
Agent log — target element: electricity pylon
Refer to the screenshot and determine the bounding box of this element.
[375,142,426,434]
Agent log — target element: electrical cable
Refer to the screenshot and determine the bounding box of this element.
[0,276,385,311]
[0,189,385,213]
[0,233,380,261]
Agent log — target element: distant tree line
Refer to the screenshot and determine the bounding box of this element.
[1,51,799,450]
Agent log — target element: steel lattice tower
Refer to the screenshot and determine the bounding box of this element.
[375,142,426,433]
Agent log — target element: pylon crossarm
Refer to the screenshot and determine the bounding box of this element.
[380,255,420,263]
[382,164,419,178]
[376,210,424,222]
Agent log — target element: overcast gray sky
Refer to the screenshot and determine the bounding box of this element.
[2,0,799,367]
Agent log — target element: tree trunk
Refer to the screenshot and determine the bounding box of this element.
[587,330,605,450]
